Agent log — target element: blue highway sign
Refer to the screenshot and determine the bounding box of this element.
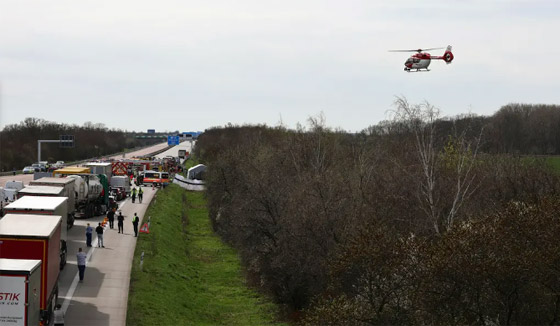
[167,136,180,145]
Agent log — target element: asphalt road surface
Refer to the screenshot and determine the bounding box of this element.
[59,182,157,326]
[1,141,179,325]
[0,142,169,188]
[154,140,195,159]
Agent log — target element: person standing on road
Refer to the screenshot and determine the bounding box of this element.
[53,304,65,326]
[77,248,87,282]
[107,209,115,229]
[117,211,125,234]
[96,222,105,247]
[85,223,93,247]
[138,187,144,203]
[131,187,137,203]
[132,213,140,237]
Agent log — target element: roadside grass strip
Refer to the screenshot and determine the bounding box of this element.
[127,184,284,325]
[546,156,560,174]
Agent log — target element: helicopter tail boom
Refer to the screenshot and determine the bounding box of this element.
[433,45,454,63]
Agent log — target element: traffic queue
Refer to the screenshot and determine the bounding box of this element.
[0,155,180,325]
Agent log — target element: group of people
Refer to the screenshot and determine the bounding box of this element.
[105,209,127,233]
[131,186,143,203]
[79,210,142,285]
[58,182,146,325]
[85,210,141,246]
[76,179,146,286]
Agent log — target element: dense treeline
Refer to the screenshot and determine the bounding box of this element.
[0,118,160,171]
[485,103,560,154]
[195,101,560,324]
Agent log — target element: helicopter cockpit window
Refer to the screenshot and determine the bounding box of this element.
[413,58,420,63]
[405,58,413,64]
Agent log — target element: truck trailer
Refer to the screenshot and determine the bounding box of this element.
[29,177,77,222]
[66,174,109,218]
[4,197,69,268]
[0,258,42,326]
[0,214,62,325]
[52,167,91,177]
[5,180,24,192]
[16,184,74,228]
[110,175,131,196]
[17,185,64,199]
[84,162,113,182]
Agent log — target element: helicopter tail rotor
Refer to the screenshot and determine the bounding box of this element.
[442,45,454,63]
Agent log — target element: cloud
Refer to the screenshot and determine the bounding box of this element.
[1,0,559,131]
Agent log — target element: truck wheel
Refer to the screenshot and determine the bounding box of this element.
[45,286,58,325]
[60,253,67,270]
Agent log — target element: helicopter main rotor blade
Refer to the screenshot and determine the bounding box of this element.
[421,47,445,51]
[388,47,446,53]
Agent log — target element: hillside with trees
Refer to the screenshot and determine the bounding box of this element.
[0,117,161,172]
[194,101,560,324]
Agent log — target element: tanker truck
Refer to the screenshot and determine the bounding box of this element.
[67,174,109,218]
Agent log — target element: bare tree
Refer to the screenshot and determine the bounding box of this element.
[391,97,483,234]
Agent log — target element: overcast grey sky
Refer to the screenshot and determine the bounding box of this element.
[1,0,558,132]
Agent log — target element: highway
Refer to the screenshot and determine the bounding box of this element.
[58,181,157,325]
[0,142,170,188]
[0,140,194,324]
[1,140,181,325]
[108,142,170,160]
[154,139,194,159]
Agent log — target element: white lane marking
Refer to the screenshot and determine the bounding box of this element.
[61,199,128,313]
[61,242,96,313]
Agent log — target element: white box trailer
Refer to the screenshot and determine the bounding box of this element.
[110,175,131,195]
[5,197,69,241]
[17,185,64,198]
[178,149,187,158]
[3,188,18,202]
[84,162,112,182]
[5,181,24,192]
[15,185,72,227]
[29,177,76,219]
[0,258,42,326]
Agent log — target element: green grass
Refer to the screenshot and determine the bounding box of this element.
[546,156,560,174]
[184,156,200,170]
[127,185,285,326]
[181,156,200,177]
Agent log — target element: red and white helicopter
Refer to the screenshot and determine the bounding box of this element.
[390,45,454,72]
